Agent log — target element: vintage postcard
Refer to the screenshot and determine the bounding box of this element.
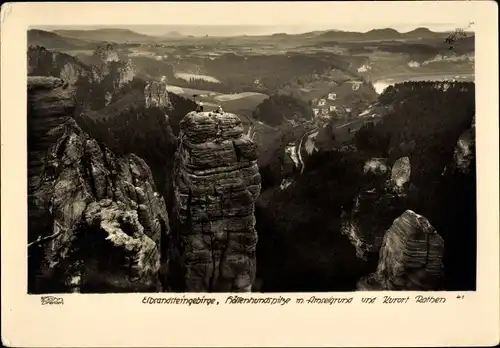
[1,1,498,347]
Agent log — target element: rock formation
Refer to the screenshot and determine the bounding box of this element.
[28,76,169,293]
[28,45,90,85]
[28,44,135,110]
[91,58,135,88]
[363,157,389,176]
[93,43,120,63]
[172,111,261,292]
[89,44,134,87]
[144,80,173,109]
[357,210,444,290]
[451,116,475,175]
[341,156,410,259]
[341,190,408,260]
[390,156,411,188]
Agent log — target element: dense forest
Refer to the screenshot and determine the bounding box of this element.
[358,81,475,185]
[256,150,373,291]
[252,94,315,126]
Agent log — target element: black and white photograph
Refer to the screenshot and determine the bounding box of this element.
[26,17,478,294]
[2,2,499,347]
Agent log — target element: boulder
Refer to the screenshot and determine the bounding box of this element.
[391,156,411,188]
[357,210,444,290]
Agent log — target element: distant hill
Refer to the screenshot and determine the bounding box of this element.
[306,28,403,41]
[402,27,444,39]
[162,31,185,38]
[317,30,364,41]
[28,29,96,49]
[301,27,447,42]
[364,28,401,40]
[53,28,157,43]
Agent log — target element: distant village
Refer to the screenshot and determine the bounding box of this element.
[311,92,352,121]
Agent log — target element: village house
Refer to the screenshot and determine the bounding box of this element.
[318,98,326,106]
[328,92,337,100]
[313,108,320,117]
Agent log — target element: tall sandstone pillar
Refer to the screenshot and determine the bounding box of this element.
[173,111,261,292]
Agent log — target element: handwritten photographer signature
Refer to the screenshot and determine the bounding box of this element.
[41,296,64,305]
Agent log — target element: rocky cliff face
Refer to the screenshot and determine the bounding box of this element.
[357,210,444,290]
[28,45,90,85]
[145,80,173,109]
[172,111,261,292]
[390,156,412,188]
[90,58,135,90]
[450,115,475,175]
[28,77,76,192]
[28,76,169,293]
[89,44,135,88]
[341,156,411,259]
[93,43,120,63]
[363,157,389,176]
[28,44,135,110]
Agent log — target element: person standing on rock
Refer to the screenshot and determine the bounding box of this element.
[215,105,224,114]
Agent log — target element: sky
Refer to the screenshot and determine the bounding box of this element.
[36,23,472,38]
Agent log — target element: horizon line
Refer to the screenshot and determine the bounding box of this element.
[32,24,474,38]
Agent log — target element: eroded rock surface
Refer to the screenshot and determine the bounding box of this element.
[28,76,75,192]
[28,76,169,293]
[451,116,475,175]
[28,45,90,85]
[341,156,410,259]
[390,156,411,188]
[341,157,411,260]
[89,44,135,100]
[341,191,407,259]
[173,111,261,292]
[357,210,444,290]
[93,43,120,63]
[145,80,173,109]
[28,44,135,109]
[363,157,389,176]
